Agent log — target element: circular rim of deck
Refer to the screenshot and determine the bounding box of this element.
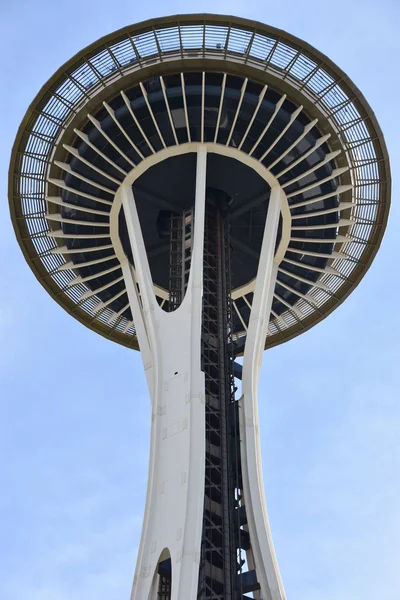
[9,13,391,351]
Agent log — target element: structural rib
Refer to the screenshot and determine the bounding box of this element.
[282,256,340,275]
[201,72,205,143]
[275,134,331,178]
[226,78,248,146]
[291,218,353,231]
[278,266,331,292]
[46,196,110,216]
[233,301,248,332]
[160,76,178,145]
[63,145,122,185]
[271,307,289,328]
[289,235,352,244]
[53,161,116,193]
[274,291,304,317]
[180,73,191,142]
[259,105,303,162]
[50,243,113,254]
[139,82,167,149]
[276,278,316,304]
[122,320,133,334]
[286,247,346,260]
[238,85,268,150]
[106,301,130,322]
[48,178,113,206]
[92,287,127,315]
[45,214,110,227]
[290,185,352,208]
[281,150,342,189]
[80,275,124,300]
[291,202,356,220]
[286,167,349,198]
[58,254,117,270]
[74,129,128,175]
[249,94,286,156]
[70,264,121,286]
[214,73,227,143]
[102,101,145,159]
[87,114,136,168]
[46,230,110,239]
[242,294,252,310]
[120,91,155,154]
[267,118,318,169]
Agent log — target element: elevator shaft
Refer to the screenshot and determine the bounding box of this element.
[198,196,235,599]
[166,191,260,599]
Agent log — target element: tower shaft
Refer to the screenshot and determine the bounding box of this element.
[168,196,246,598]
[200,201,236,598]
[169,198,250,599]
[118,148,285,600]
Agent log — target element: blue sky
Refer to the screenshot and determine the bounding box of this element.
[0,0,399,598]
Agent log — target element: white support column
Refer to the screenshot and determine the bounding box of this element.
[240,186,287,600]
[119,147,208,600]
[108,142,290,599]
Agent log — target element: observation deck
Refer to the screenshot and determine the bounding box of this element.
[9,14,390,351]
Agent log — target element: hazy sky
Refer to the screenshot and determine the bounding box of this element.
[0,1,399,599]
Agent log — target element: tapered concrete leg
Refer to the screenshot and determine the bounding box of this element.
[240,187,287,600]
[118,148,208,600]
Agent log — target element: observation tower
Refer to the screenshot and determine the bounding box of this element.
[9,14,390,600]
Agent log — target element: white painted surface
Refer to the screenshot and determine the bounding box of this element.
[240,186,287,600]
[109,143,288,599]
[117,148,207,599]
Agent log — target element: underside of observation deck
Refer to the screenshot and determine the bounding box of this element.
[57,70,343,351]
[9,14,391,352]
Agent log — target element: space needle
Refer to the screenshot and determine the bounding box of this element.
[9,14,390,600]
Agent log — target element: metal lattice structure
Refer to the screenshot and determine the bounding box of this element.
[9,14,390,352]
